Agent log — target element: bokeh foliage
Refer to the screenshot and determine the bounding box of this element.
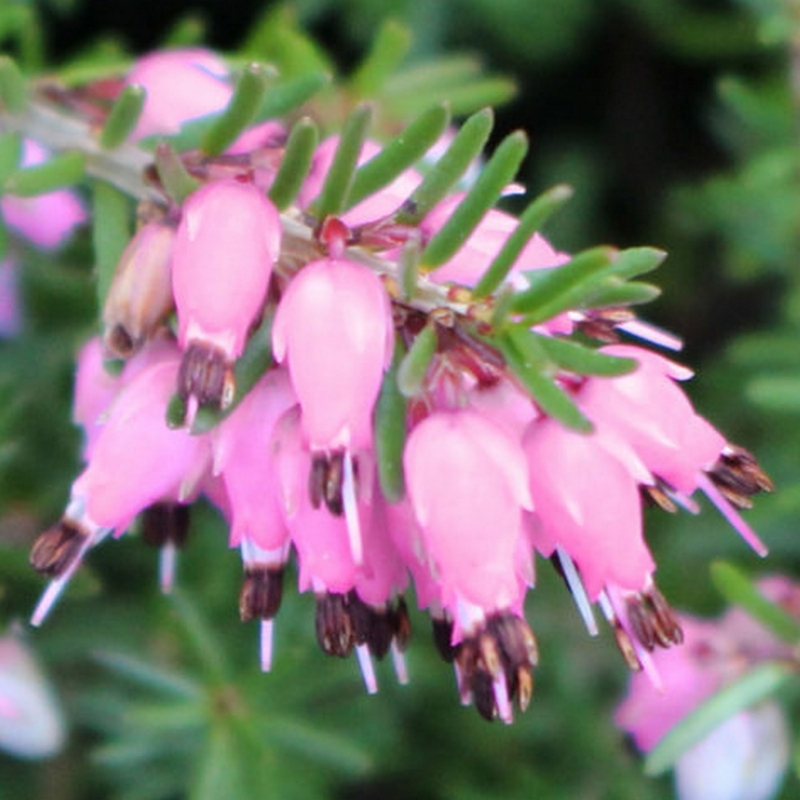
[2,0,800,798]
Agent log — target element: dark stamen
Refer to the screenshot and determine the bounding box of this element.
[239,567,284,621]
[315,592,354,657]
[30,520,87,577]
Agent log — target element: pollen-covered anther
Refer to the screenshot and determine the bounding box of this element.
[626,587,683,652]
[641,483,679,513]
[454,612,538,722]
[314,592,355,657]
[177,341,235,416]
[613,623,644,672]
[389,596,412,652]
[239,566,284,621]
[348,592,395,659]
[573,307,635,343]
[29,520,88,578]
[307,450,357,516]
[707,445,774,509]
[141,503,190,549]
[431,616,459,664]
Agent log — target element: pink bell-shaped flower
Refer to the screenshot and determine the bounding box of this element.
[404,409,534,634]
[126,48,232,141]
[212,368,296,553]
[272,257,394,453]
[524,416,654,602]
[0,633,65,759]
[172,179,281,415]
[72,355,211,535]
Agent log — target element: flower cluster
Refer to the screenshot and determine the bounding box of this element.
[616,577,799,800]
[26,49,773,723]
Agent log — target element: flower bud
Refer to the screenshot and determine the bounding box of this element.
[102,222,175,358]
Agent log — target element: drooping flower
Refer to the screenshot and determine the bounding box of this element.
[0,632,65,760]
[616,585,796,800]
[30,347,212,624]
[172,179,281,417]
[404,408,537,722]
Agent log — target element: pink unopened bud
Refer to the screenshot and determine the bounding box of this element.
[126,49,232,141]
[272,258,394,452]
[404,409,533,634]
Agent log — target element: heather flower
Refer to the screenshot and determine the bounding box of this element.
[1,140,86,250]
[0,633,65,760]
[404,408,536,722]
[616,587,796,800]
[30,349,212,623]
[272,256,394,453]
[172,179,281,417]
[578,345,770,555]
[126,48,232,141]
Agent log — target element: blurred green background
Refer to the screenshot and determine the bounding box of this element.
[3,0,800,798]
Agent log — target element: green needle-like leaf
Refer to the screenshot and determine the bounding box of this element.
[311,103,372,219]
[349,19,412,99]
[155,142,201,204]
[201,64,270,156]
[0,55,26,113]
[473,183,573,298]
[510,246,616,322]
[253,70,330,121]
[645,663,795,776]
[421,130,528,269]
[534,334,638,377]
[268,116,318,210]
[4,151,85,196]
[395,108,494,226]
[499,327,592,432]
[92,180,132,311]
[606,246,666,280]
[0,132,21,185]
[375,340,408,502]
[397,324,438,397]
[346,104,451,211]
[400,235,421,300]
[94,650,202,700]
[711,561,800,644]
[99,84,146,149]
[581,280,661,309]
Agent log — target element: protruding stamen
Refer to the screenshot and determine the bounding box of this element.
[432,617,458,663]
[390,641,409,685]
[342,451,363,565]
[554,546,598,636]
[355,643,378,694]
[260,619,274,673]
[159,541,178,594]
[617,319,683,351]
[698,473,768,557]
[492,675,513,725]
